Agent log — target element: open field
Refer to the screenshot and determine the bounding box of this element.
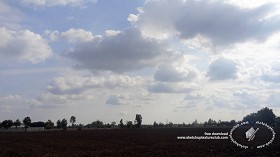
[0,127,279,157]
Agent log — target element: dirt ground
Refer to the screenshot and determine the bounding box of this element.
[0,127,279,157]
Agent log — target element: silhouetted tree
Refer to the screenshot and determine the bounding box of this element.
[23,117,31,128]
[30,122,45,127]
[275,117,280,126]
[243,107,276,125]
[57,120,62,129]
[243,113,257,124]
[207,118,217,126]
[153,121,158,127]
[14,119,21,128]
[229,120,236,126]
[192,119,198,126]
[119,119,124,128]
[158,122,164,127]
[126,121,133,128]
[166,122,173,128]
[45,119,54,129]
[70,116,76,127]
[135,114,142,128]
[2,120,13,129]
[61,119,68,130]
[111,121,116,127]
[256,107,276,125]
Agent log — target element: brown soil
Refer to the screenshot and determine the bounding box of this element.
[0,127,279,157]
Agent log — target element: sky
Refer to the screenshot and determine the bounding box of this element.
[1,0,280,125]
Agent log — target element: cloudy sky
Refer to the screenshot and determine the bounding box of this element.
[1,0,280,125]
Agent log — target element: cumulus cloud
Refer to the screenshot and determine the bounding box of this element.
[47,74,145,95]
[67,27,171,73]
[20,0,97,7]
[0,95,37,112]
[207,57,238,80]
[45,28,94,43]
[61,28,94,43]
[0,27,52,63]
[135,0,280,46]
[154,64,198,82]
[127,14,139,22]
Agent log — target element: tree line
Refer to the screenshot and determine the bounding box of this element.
[1,107,279,130]
[0,114,143,130]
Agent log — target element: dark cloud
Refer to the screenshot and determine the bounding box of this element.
[67,27,170,73]
[137,0,280,46]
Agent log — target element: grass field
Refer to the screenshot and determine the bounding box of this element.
[0,127,279,157]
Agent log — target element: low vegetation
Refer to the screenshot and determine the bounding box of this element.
[1,107,279,131]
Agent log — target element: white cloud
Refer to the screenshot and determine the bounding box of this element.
[45,29,94,43]
[20,0,97,7]
[105,30,121,37]
[135,0,280,46]
[154,64,198,82]
[47,74,145,95]
[0,95,37,113]
[67,27,172,73]
[127,14,139,22]
[61,28,94,43]
[207,57,238,80]
[0,27,52,63]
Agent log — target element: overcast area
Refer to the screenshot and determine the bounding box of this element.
[1,0,280,124]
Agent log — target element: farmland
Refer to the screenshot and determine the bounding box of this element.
[0,127,279,157]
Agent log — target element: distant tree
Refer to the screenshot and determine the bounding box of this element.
[206,118,217,126]
[153,121,158,127]
[119,119,124,128]
[135,114,142,128]
[111,121,116,127]
[243,113,257,124]
[192,119,198,126]
[229,120,236,126]
[14,119,21,128]
[166,122,173,128]
[158,122,165,127]
[45,119,54,129]
[77,124,83,131]
[275,117,280,126]
[91,120,104,128]
[104,123,111,128]
[126,121,133,128]
[61,119,68,129]
[2,120,13,129]
[243,107,276,125]
[70,116,76,127]
[256,107,276,125]
[57,120,62,129]
[30,122,45,127]
[23,117,31,128]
